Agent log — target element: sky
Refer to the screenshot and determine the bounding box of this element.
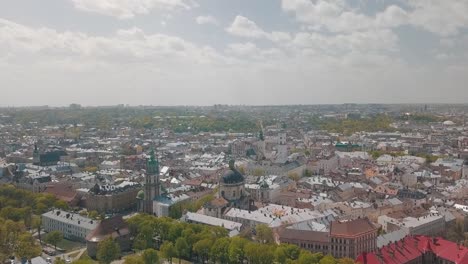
[1,0,468,106]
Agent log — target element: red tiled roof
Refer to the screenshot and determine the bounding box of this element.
[428,236,468,264]
[380,238,422,264]
[356,235,468,264]
[356,252,383,264]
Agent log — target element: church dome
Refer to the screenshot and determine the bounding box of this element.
[221,160,244,184]
[136,190,145,200]
[222,169,244,184]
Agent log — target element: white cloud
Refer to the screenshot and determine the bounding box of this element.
[281,0,408,32]
[270,31,292,43]
[70,0,197,19]
[375,5,409,28]
[286,30,398,57]
[196,15,218,25]
[0,19,229,68]
[407,0,468,36]
[282,0,468,36]
[0,17,399,73]
[2,13,468,106]
[225,15,268,38]
[225,15,293,45]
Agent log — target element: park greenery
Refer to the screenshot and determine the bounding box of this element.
[319,115,394,135]
[0,184,60,262]
[123,213,356,264]
[45,230,63,250]
[96,238,121,264]
[396,113,444,123]
[2,107,263,133]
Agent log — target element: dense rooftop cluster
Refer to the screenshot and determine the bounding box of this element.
[1,104,468,263]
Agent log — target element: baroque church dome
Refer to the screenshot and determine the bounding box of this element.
[221,160,244,185]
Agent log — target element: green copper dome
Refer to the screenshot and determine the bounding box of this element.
[260,180,269,189]
[136,190,145,200]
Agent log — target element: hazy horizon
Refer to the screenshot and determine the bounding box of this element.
[2,103,468,109]
[1,0,468,106]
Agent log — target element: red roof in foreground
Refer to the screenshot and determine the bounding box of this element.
[86,215,129,243]
[356,235,468,264]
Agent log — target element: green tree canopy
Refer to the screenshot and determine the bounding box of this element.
[16,232,41,260]
[320,255,338,264]
[210,237,230,264]
[160,241,176,264]
[193,238,212,263]
[142,248,159,264]
[228,236,247,264]
[45,230,63,250]
[175,237,189,264]
[123,255,144,264]
[96,238,120,264]
[255,224,274,244]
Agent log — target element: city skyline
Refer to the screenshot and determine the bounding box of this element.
[1,0,468,106]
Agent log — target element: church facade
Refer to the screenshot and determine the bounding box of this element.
[204,160,253,218]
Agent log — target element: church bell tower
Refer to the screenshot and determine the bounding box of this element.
[144,149,160,214]
[33,144,40,165]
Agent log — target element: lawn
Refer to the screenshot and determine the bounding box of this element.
[56,239,86,252]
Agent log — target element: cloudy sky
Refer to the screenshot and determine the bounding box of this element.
[1,0,468,106]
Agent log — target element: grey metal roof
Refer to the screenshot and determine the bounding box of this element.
[377,229,408,248]
[42,210,98,230]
